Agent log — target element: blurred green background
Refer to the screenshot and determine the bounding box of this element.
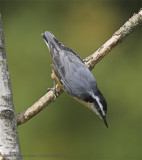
[0,0,141,160]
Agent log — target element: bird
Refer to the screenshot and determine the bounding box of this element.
[42,31,108,128]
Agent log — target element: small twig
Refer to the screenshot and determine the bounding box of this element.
[16,8,142,126]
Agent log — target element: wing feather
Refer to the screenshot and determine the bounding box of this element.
[50,49,97,101]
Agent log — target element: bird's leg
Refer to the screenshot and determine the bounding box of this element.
[47,79,58,101]
[52,79,58,101]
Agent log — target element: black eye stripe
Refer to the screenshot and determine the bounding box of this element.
[92,98,104,115]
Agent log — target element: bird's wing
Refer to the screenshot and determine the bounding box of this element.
[50,48,97,101]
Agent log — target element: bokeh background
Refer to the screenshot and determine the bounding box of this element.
[0,0,141,160]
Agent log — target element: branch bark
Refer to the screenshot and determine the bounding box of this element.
[16,8,142,126]
[0,14,22,160]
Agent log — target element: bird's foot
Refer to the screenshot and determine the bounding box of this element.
[47,79,58,102]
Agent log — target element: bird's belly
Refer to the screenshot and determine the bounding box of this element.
[51,70,66,92]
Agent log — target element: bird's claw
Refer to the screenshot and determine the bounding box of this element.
[47,79,58,102]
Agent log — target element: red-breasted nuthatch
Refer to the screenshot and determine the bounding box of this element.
[42,31,108,128]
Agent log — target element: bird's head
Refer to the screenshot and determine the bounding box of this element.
[89,90,108,128]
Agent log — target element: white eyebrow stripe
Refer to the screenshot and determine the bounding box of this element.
[94,96,105,116]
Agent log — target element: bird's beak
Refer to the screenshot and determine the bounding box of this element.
[102,116,108,128]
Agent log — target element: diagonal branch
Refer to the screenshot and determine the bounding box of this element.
[16,8,142,126]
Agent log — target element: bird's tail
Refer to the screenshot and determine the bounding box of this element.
[42,31,60,51]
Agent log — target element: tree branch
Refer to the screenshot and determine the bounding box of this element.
[16,8,142,126]
[84,8,142,69]
[0,14,22,160]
